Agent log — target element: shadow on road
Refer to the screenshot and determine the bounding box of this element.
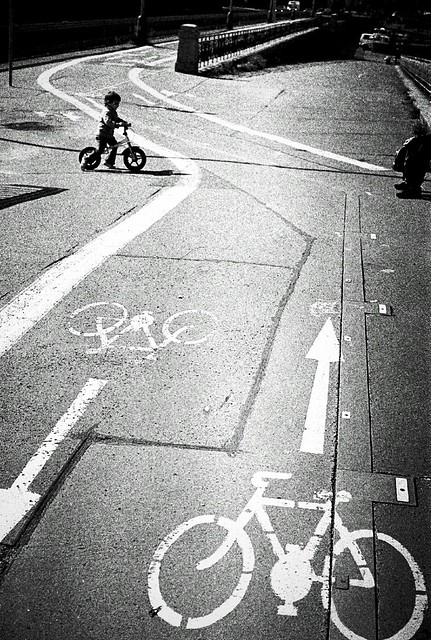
[0,185,66,210]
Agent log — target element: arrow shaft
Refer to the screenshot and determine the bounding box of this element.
[11,378,107,492]
[300,360,331,455]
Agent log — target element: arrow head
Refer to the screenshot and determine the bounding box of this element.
[0,487,40,542]
[306,318,341,363]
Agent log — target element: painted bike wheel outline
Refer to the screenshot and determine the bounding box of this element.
[329,530,428,640]
[162,310,218,345]
[68,302,128,337]
[147,515,254,629]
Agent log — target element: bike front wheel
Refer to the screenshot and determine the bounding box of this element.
[162,310,218,346]
[147,515,254,629]
[78,146,100,170]
[329,530,428,640]
[123,146,147,172]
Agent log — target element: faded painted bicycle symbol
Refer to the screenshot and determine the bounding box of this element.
[148,471,428,638]
[68,302,218,359]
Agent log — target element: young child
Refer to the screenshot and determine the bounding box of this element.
[81,91,129,171]
[393,121,431,198]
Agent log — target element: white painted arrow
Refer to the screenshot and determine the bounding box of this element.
[0,378,107,542]
[300,319,341,455]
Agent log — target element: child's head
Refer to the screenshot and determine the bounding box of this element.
[104,91,121,108]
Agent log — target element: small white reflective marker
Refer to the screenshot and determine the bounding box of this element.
[370,233,377,240]
[379,304,387,315]
[342,411,351,419]
[344,336,351,342]
[395,477,409,503]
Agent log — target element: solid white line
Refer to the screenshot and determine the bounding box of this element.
[0,54,200,358]
[83,95,103,109]
[133,92,156,106]
[129,69,389,172]
[11,378,107,492]
[61,111,80,122]
[146,55,176,66]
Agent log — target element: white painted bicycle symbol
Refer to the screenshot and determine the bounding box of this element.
[148,471,428,638]
[68,302,218,359]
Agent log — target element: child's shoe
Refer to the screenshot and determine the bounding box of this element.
[104,161,120,171]
[396,187,422,199]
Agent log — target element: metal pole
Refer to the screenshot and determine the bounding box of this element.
[226,0,234,30]
[267,0,273,22]
[136,0,147,45]
[267,0,276,23]
[8,0,13,86]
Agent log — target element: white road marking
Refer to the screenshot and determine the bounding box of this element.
[0,54,200,358]
[68,303,218,357]
[332,530,428,640]
[300,319,341,454]
[148,514,255,629]
[129,70,389,172]
[83,95,104,109]
[61,111,80,121]
[309,300,340,317]
[133,92,156,105]
[13,378,107,492]
[0,377,107,541]
[148,470,427,635]
[146,55,176,66]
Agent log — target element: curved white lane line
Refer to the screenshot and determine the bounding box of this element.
[0,54,200,358]
[129,68,388,173]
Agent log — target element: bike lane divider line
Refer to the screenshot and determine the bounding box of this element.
[0,56,200,359]
[129,69,389,173]
[0,377,107,543]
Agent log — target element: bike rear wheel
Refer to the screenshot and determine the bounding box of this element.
[148,515,254,629]
[123,146,146,172]
[68,302,128,337]
[78,146,100,170]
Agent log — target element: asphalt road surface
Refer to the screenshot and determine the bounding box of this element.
[0,43,430,640]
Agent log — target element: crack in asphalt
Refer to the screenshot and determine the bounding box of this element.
[114,253,297,270]
[222,232,315,455]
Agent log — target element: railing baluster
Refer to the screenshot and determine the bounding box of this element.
[196,18,317,69]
